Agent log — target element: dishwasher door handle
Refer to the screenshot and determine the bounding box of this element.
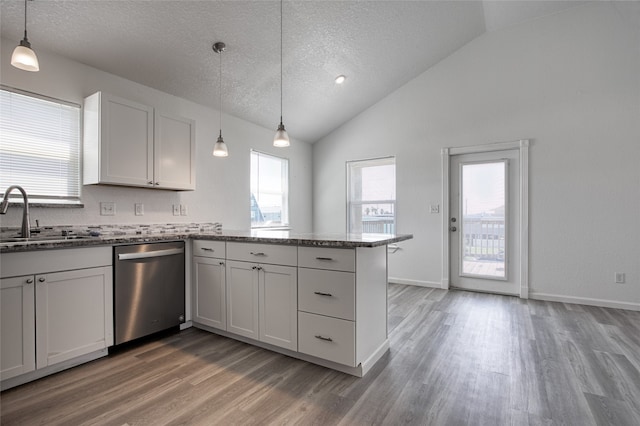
[118,247,184,261]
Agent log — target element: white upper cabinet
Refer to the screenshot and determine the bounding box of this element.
[83,92,195,191]
[154,110,196,190]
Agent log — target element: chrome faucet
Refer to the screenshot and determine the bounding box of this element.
[0,185,30,238]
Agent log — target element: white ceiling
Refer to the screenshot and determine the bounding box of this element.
[0,1,587,143]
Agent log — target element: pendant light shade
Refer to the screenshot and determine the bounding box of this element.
[274,121,289,147]
[274,0,290,147]
[212,42,229,157]
[213,132,229,157]
[11,0,39,72]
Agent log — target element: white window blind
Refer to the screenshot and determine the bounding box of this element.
[0,87,81,203]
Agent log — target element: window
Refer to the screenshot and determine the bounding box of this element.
[251,151,289,228]
[347,157,396,234]
[0,87,81,204]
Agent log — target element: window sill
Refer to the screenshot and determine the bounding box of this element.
[5,200,84,209]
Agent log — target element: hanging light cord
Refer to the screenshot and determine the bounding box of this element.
[280,0,283,124]
[23,0,29,40]
[219,46,222,137]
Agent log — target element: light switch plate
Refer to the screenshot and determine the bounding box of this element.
[100,202,116,216]
[180,204,188,216]
[430,204,440,214]
[172,204,180,216]
[135,203,144,216]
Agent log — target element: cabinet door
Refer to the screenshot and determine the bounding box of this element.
[0,276,35,381]
[100,93,154,187]
[259,264,297,351]
[154,110,196,190]
[193,256,226,330]
[35,267,113,368]
[226,261,259,340]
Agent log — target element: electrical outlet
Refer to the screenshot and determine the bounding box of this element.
[100,202,116,216]
[615,272,625,284]
[180,204,188,216]
[430,204,440,214]
[135,203,144,216]
[172,204,180,216]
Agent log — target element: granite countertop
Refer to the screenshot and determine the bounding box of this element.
[0,224,412,253]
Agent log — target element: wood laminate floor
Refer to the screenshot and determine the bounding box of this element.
[1,284,639,425]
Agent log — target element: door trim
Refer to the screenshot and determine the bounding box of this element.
[441,139,529,298]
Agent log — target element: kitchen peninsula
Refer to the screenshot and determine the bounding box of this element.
[0,224,412,387]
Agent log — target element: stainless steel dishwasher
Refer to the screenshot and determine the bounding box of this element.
[114,241,185,345]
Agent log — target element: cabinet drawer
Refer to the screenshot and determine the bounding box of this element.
[299,268,355,320]
[298,312,355,367]
[298,247,355,272]
[193,240,226,258]
[227,242,296,266]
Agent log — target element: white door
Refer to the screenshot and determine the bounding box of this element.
[226,261,259,340]
[0,276,35,381]
[259,264,297,351]
[193,256,227,331]
[35,267,113,368]
[449,149,520,295]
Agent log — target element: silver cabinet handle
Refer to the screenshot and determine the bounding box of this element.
[38,277,46,283]
[147,181,153,185]
[201,247,214,252]
[314,291,333,297]
[26,278,34,284]
[315,257,333,261]
[219,261,225,266]
[154,182,160,186]
[315,335,333,342]
[250,252,266,256]
[118,247,184,261]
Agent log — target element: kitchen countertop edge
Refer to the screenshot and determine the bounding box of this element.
[0,232,413,253]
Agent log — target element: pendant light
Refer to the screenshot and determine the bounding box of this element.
[212,42,229,157]
[11,0,39,72]
[273,0,290,147]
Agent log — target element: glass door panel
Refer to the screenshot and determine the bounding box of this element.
[460,160,507,279]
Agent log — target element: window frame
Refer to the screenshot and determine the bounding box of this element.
[250,150,290,229]
[0,85,83,207]
[346,156,397,235]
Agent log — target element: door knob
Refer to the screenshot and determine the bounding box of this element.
[450,217,457,223]
[450,226,457,232]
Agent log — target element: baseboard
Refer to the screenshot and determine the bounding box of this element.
[388,277,441,288]
[530,292,640,312]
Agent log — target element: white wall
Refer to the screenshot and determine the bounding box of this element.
[313,3,640,309]
[0,38,312,232]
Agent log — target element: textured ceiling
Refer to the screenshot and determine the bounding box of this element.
[0,1,587,143]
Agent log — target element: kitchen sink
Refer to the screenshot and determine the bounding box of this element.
[0,235,94,243]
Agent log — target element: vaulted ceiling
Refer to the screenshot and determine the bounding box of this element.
[0,1,586,143]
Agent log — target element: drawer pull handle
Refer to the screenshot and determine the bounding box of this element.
[250,252,266,256]
[315,257,333,261]
[201,247,214,252]
[314,291,333,297]
[26,278,34,284]
[315,335,333,342]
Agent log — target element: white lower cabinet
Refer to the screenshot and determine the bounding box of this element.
[0,276,35,381]
[35,267,113,368]
[259,263,297,351]
[225,259,297,351]
[0,247,113,389]
[193,256,227,331]
[298,312,355,366]
[226,260,259,339]
[192,241,389,376]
